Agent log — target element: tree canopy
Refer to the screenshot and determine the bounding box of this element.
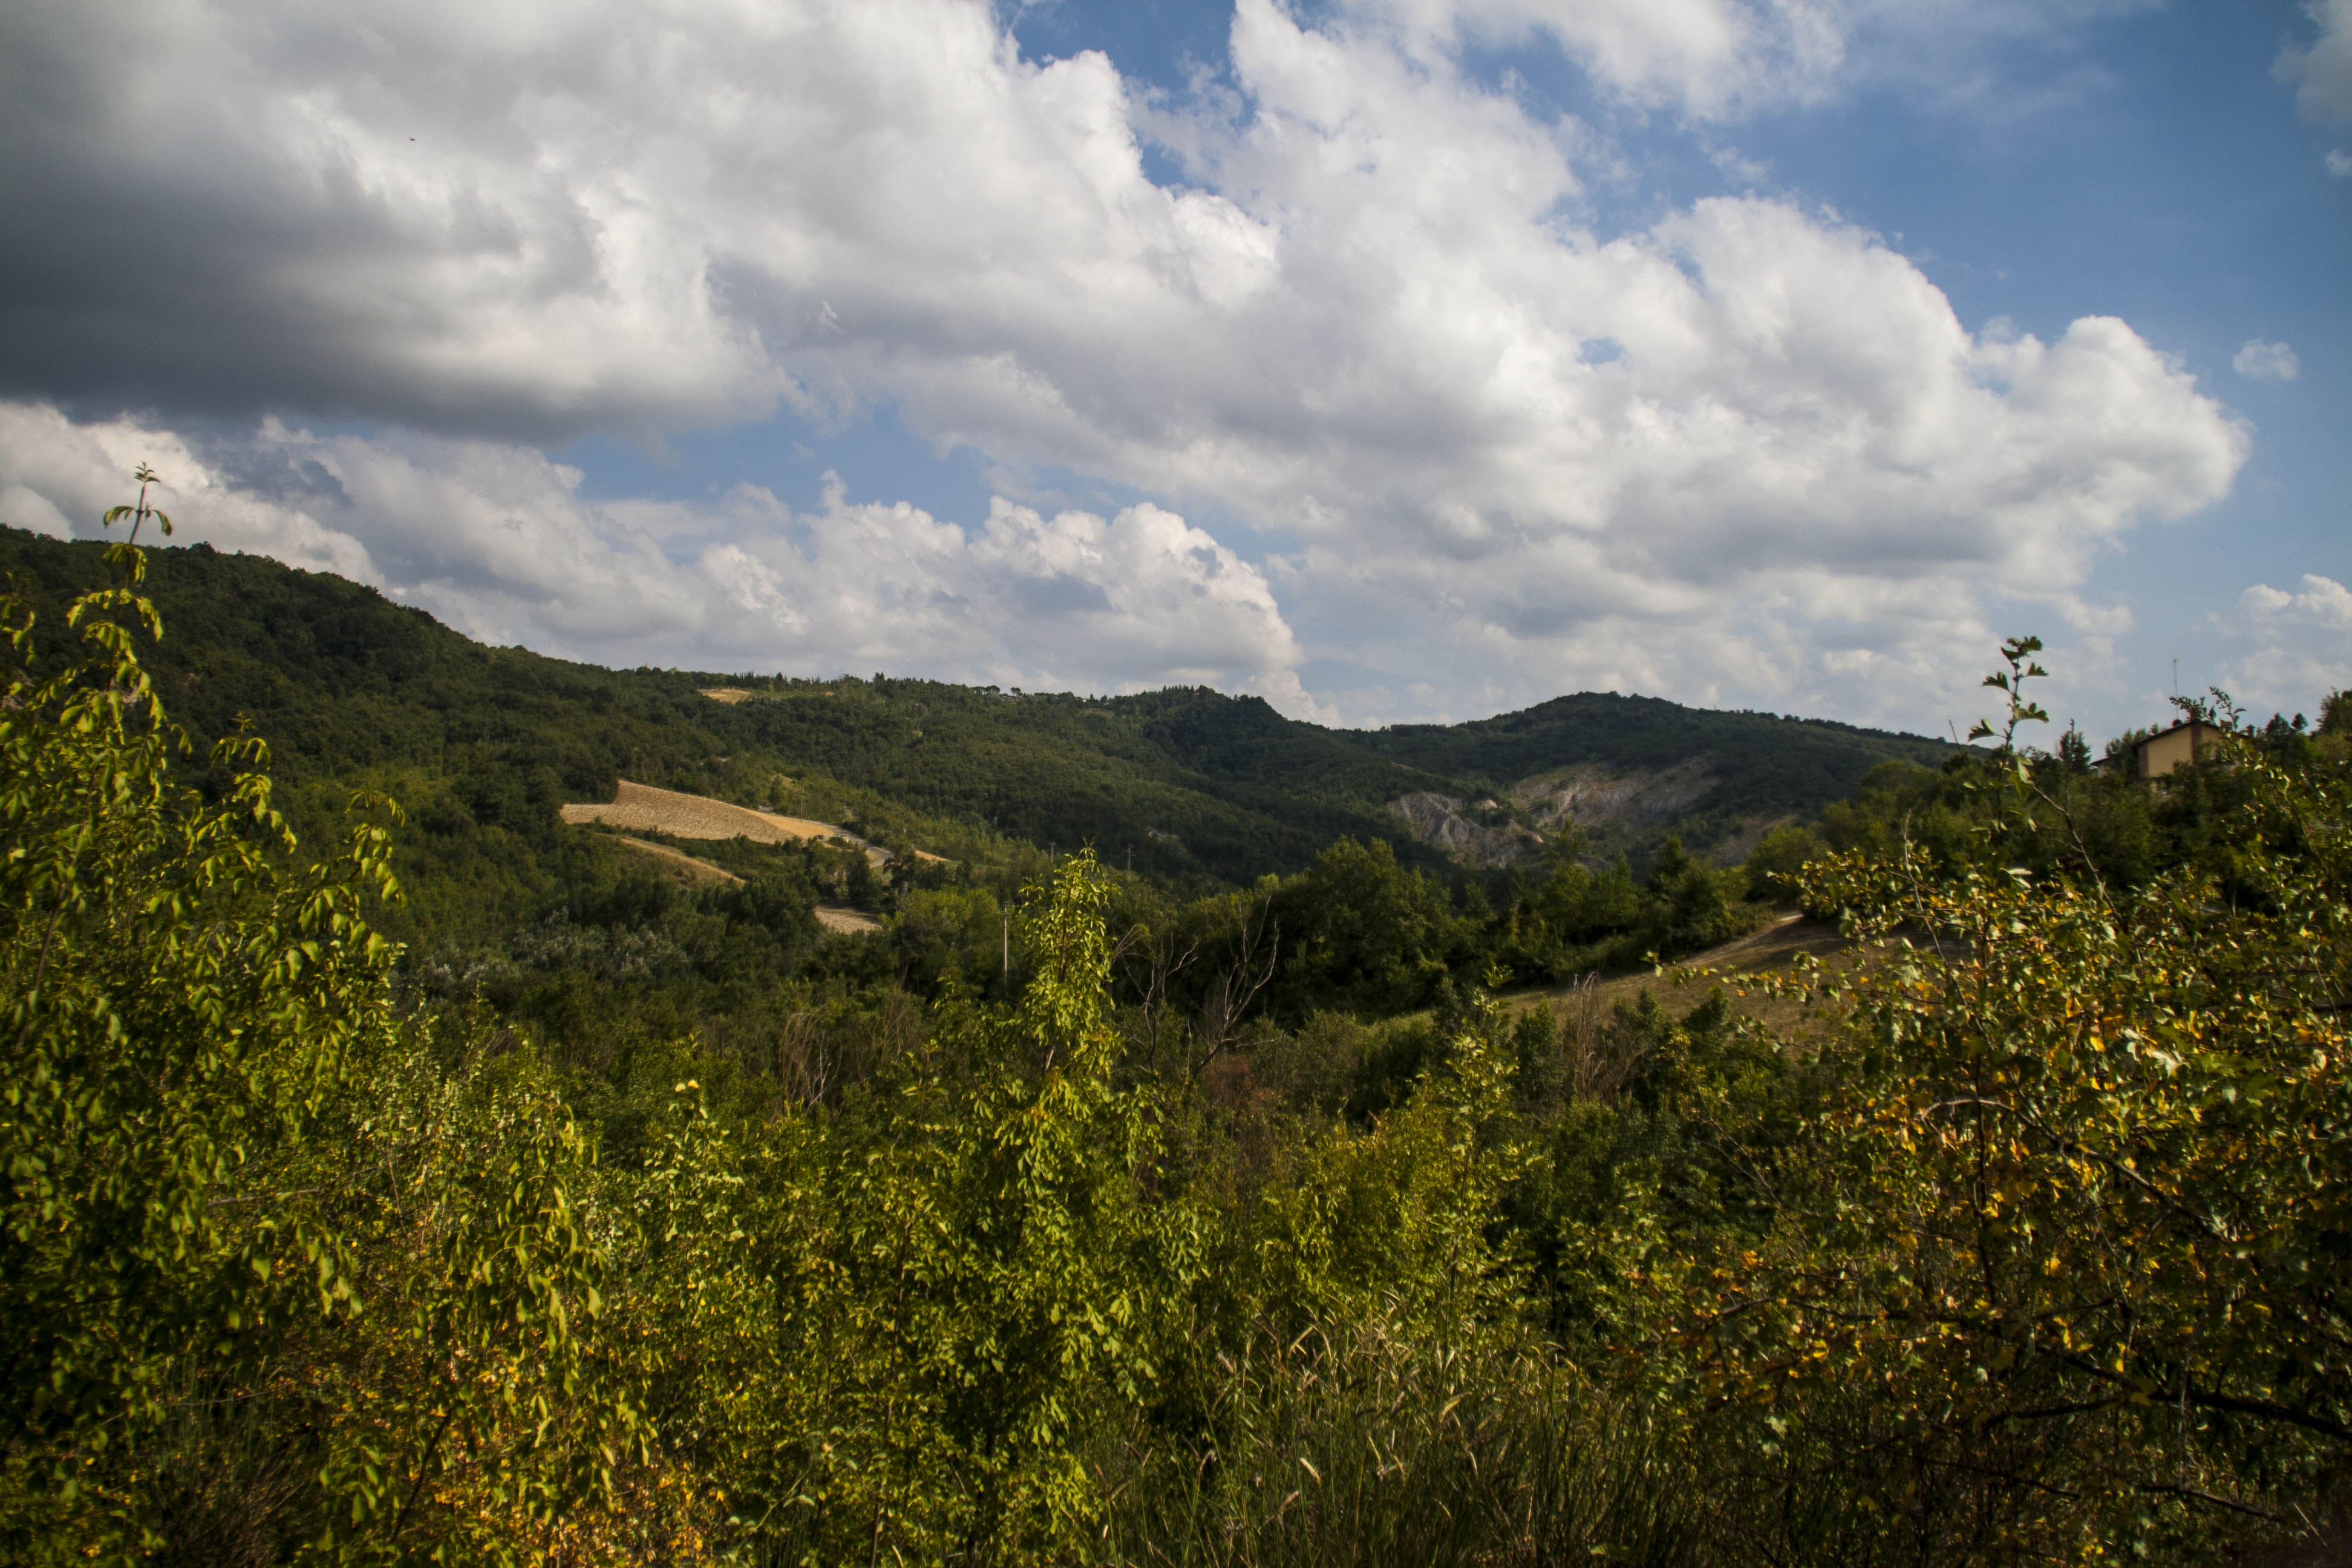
[6,511,2350,1563]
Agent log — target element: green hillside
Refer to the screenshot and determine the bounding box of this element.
[0,528,1950,909]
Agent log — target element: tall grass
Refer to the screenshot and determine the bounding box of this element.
[1099,1316,1716,1568]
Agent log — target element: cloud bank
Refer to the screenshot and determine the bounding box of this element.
[0,402,1317,711]
[0,0,2255,729]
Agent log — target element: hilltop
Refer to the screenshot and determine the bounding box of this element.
[0,528,1950,907]
[1357,690,1951,864]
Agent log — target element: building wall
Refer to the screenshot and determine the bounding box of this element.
[2137,724,2206,780]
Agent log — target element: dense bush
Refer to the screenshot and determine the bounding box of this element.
[0,547,667,1563]
[8,549,2350,1563]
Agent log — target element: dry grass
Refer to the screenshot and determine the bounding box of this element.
[696,687,754,704]
[1504,913,1858,1036]
[561,780,847,844]
[814,906,883,935]
[561,780,947,867]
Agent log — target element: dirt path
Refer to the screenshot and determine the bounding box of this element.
[607,835,743,886]
[597,823,881,936]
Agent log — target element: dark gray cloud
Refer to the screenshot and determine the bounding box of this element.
[0,2,776,439]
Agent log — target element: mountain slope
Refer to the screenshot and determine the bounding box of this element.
[0,531,1472,894]
[1354,690,1952,861]
[0,529,1952,901]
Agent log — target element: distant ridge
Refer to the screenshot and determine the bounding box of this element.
[0,528,1952,897]
[1351,689,1949,864]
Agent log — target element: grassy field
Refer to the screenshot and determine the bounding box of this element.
[1504,912,1859,1036]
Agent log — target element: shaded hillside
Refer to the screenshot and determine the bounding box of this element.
[705,681,1475,881]
[1356,691,1952,860]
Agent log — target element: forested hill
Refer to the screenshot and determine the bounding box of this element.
[1357,691,1952,858]
[0,528,1948,886]
[0,529,1469,892]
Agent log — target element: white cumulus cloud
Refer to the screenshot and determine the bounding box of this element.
[1313,0,1847,118]
[0,403,1308,706]
[2215,574,2352,714]
[2279,0,2352,122]
[2279,0,2352,174]
[0,0,2253,730]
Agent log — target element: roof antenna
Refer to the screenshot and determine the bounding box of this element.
[2172,658,2180,698]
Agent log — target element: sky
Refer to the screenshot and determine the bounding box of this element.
[1,0,2345,744]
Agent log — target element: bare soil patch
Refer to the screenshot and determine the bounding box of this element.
[563,780,855,846]
[1512,757,1717,834]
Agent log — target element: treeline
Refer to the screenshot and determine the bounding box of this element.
[381,806,1766,1106]
[0,527,1957,896]
[1746,694,2345,903]
[399,700,2321,1110]
[8,554,2352,1564]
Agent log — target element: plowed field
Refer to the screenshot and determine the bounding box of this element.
[561,780,854,846]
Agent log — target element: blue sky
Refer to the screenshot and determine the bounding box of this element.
[2,0,2345,743]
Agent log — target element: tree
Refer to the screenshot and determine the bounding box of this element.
[702,851,1205,1564]
[1,490,656,1564]
[1679,652,2352,1557]
[0,531,387,1540]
